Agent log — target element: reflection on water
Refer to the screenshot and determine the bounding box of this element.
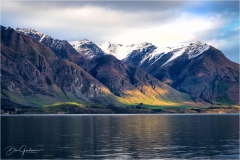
[1,114,239,159]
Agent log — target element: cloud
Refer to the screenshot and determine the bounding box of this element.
[1,2,187,42]
[109,12,224,46]
[1,1,239,62]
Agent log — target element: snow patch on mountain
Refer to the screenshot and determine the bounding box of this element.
[39,34,46,42]
[98,41,154,60]
[161,41,209,66]
[70,39,90,50]
[15,27,65,46]
[98,41,209,66]
[98,42,133,60]
[69,39,105,59]
[16,28,44,36]
[186,41,209,59]
[120,41,209,68]
[16,28,46,42]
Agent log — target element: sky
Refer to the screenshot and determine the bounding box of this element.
[1,1,239,63]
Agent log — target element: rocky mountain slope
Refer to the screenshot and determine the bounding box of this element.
[2,26,239,107]
[88,55,193,106]
[15,28,88,70]
[1,26,196,107]
[1,26,119,107]
[122,41,239,104]
[98,40,239,105]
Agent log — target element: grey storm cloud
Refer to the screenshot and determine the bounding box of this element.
[2,1,188,11]
[5,1,238,13]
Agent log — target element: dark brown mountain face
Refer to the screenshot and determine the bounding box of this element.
[147,47,239,104]
[1,26,56,92]
[53,58,117,104]
[88,55,193,105]
[89,55,131,97]
[1,26,118,107]
[1,26,61,106]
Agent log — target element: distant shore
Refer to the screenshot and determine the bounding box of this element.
[2,106,239,114]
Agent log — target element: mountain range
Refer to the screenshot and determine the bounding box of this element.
[1,26,239,108]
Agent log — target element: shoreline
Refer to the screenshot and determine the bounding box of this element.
[2,108,239,115]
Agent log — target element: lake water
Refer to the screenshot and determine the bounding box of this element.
[1,114,239,159]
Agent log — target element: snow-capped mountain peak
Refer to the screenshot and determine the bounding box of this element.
[15,27,210,64]
[157,41,209,67]
[97,41,156,60]
[97,40,209,63]
[97,42,134,60]
[15,27,80,58]
[137,42,152,48]
[69,39,105,59]
[69,39,91,49]
[121,41,210,69]
[78,38,91,44]
[185,41,209,59]
[16,28,42,35]
[16,28,50,42]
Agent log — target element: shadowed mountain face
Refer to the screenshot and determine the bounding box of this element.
[1,26,119,107]
[166,47,239,104]
[123,42,239,104]
[88,55,194,106]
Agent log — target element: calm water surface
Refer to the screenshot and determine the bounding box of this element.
[1,114,239,159]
